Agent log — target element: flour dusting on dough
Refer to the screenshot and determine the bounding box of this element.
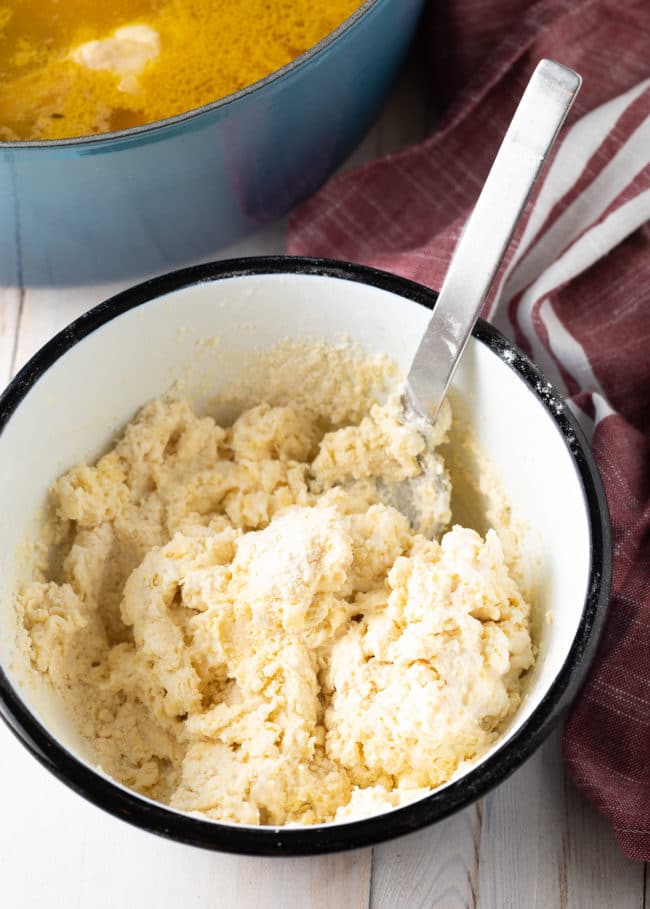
[16,344,534,825]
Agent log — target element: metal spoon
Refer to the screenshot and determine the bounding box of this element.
[385,59,581,532]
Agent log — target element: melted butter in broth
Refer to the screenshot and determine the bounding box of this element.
[0,0,362,141]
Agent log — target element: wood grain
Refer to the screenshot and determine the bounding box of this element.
[370,728,645,909]
[476,727,644,909]
[370,802,481,908]
[562,770,645,909]
[214,850,372,908]
[0,287,21,384]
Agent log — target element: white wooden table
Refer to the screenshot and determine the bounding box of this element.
[0,65,645,909]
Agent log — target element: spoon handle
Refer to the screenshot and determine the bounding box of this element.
[404,59,581,421]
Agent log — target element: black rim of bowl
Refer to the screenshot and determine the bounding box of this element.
[1,0,386,149]
[0,256,612,855]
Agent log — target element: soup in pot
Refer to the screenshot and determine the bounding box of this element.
[0,0,362,141]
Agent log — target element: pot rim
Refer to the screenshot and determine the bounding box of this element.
[0,256,612,855]
[0,0,388,150]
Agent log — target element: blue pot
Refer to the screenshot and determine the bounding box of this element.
[0,0,426,285]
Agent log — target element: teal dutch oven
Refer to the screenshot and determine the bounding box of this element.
[0,0,426,285]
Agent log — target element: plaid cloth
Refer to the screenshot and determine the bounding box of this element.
[287,0,650,862]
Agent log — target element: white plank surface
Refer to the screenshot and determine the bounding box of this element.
[0,62,646,909]
[370,803,481,907]
[476,728,644,909]
[0,287,20,385]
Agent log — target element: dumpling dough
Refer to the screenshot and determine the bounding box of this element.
[18,349,534,825]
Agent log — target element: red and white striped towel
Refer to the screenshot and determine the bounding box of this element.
[288,0,650,862]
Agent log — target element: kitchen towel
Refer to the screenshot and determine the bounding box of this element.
[287,0,650,862]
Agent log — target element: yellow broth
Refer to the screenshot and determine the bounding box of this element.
[0,0,362,140]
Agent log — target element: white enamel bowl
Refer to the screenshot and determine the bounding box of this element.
[0,258,611,854]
